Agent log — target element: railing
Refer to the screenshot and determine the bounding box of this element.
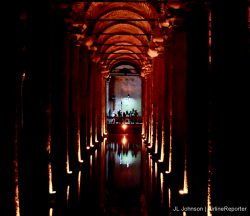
[107,116,142,124]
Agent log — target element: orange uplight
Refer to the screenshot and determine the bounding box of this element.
[122,124,127,130]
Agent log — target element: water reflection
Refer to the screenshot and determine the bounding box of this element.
[105,134,143,215]
[48,133,171,216]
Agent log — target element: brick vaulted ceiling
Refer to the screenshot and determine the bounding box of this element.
[68,1,167,72]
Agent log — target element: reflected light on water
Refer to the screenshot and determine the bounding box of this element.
[14,160,20,216]
[207,140,212,216]
[95,149,98,160]
[90,155,93,178]
[168,188,171,209]
[122,136,127,145]
[160,173,164,204]
[118,151,136,167]
[49,207,54,216]
[66,185,70,205]
[148,154,153,193]
[78,171,81,200]
[155,162,158,179]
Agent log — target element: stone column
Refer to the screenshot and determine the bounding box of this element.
[185,2,209,211]
[101,71,109,137]
[1,4,25,215]
[79,45,89,156]
[18,2,53,215]
[50,7,70,214]
[90,62,98,146]
[171,29,188,209]
[95,67,103,142]
[211,0,249,207]
[68,43,81,169]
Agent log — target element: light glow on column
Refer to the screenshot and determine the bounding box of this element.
[148,110,153,148]
[179,157,188,195]
[158,121,165,162]
[165,113,172,174]
[122,124,127,130]
[47,134,56,194]
[66,153,72,174]
[77,130,83,163]
[155,120,158,154]
[48,162,56,194]
[90,129,94,147]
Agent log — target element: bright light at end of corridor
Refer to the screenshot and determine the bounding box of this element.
[122,124,127,130]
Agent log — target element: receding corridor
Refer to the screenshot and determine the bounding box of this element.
[1,1,249,216]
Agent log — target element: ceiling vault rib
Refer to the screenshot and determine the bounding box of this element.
[94,33,151,35]
[102,58,145,60]
[87,19,158,21]
[99,52,146,54]
[95,44,148,47]
[78,0,165,2]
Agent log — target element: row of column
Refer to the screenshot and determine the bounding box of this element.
[1,4,107,216]
[142,0,249,215]
[51,22,107,215]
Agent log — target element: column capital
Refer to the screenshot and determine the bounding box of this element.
[101,70,110,79]
[66,22,88,46]
[91,52,101,63]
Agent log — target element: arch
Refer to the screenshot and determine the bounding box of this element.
[102,45,144,53]
[85,2,158,21]
[83,1,159,72]
[92,9,152,34]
